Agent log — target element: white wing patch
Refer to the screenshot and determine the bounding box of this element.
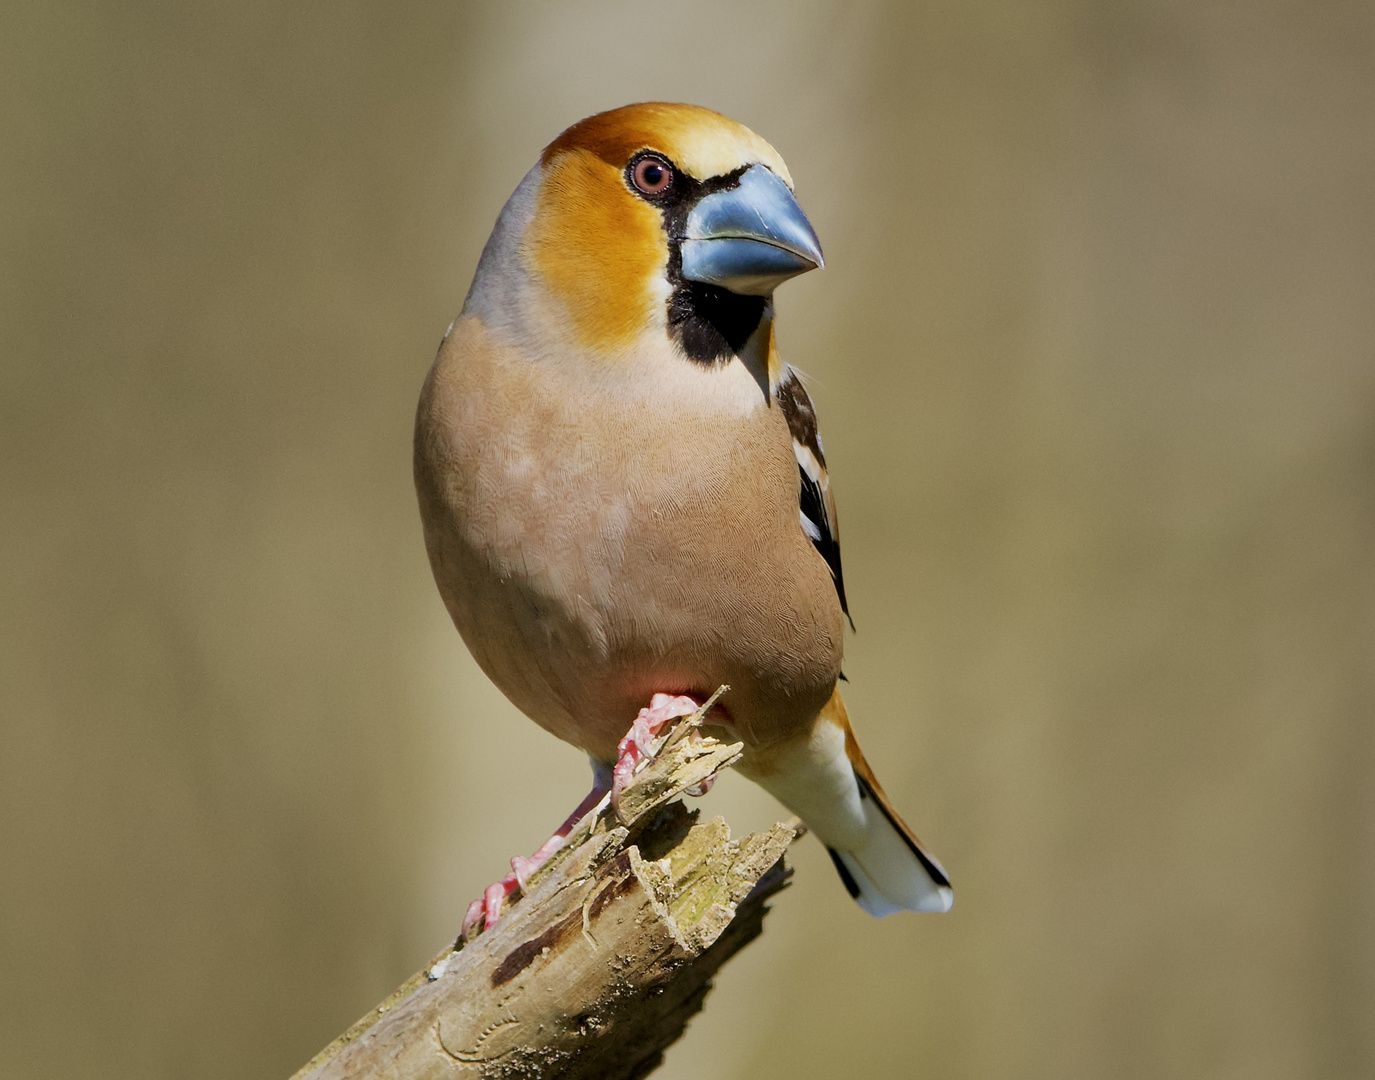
[792,440,826,487]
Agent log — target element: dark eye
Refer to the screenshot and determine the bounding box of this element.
[631,154,673,195]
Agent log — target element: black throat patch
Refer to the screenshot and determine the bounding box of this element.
[629,157,768,366]
[666,280,767,365]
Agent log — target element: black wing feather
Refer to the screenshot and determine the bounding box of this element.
[777,366,852,627]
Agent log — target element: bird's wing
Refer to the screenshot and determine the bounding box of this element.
[777,365,852,626]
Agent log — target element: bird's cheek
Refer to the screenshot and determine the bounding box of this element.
[525,150,669,353]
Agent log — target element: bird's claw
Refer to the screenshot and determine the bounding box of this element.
[684,773,716,797]
[611,693,701,809]
[460,872,520,941]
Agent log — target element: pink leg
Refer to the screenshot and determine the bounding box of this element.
[459,693,703,941]
[460,778,611,941]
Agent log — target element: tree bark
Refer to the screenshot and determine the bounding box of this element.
[290,703,801,1080]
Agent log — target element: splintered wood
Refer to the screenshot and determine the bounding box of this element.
[291,694,801,1080]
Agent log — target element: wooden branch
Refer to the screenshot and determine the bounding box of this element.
[291,696,802,1080]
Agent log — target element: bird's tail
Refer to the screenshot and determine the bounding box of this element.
[740,688,952,915]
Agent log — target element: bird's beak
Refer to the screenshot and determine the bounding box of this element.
[679,165,824,296]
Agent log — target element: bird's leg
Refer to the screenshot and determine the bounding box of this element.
[459,692,708,941]
[611,693,701,809]
[460,764,613,941]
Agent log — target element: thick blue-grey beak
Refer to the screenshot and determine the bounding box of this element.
[679,165,824,296]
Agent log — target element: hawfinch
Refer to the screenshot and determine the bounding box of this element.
[414,103,952,934]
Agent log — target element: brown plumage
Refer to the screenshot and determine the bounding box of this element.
[416,103,951,920]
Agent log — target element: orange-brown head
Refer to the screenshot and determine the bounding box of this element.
[478,103,823,364]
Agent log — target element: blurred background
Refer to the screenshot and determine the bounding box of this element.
[3,1,1373,1077]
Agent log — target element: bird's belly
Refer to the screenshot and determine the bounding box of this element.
[416,331,844,761]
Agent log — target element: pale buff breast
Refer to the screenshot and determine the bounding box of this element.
[414,315,844,762]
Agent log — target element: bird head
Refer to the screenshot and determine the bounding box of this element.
[467,103,823,367]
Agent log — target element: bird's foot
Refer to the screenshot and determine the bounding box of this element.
[458,781,611,942]
[610,693,701,810]
[458,688,727,942]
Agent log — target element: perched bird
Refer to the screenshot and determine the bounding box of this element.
[415,103,951,934]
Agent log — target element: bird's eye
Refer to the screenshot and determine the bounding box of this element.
[631,155,673,196]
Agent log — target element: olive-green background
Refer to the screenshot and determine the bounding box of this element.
[3,2,1372,1077]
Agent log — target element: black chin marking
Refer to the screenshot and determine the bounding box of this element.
[667,282,766,365]
[624,157,766,366]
